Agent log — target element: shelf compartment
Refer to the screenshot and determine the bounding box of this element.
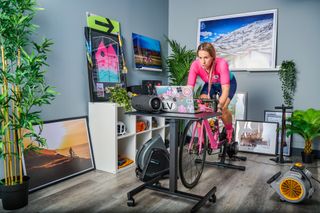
[117,132,135,139]
[118,136,135,168]
[136,132,152,153]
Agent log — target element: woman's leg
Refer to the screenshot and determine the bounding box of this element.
[221,77,237,143]
[221,99,234,143]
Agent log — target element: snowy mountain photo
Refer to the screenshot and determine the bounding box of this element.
[198,10,277,70]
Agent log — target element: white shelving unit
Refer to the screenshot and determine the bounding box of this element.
[88,102,167,174]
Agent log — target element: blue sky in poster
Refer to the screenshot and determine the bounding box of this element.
[200,13,274,43]
[132,33,161,52]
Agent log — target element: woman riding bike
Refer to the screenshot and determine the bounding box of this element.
[187,42,237,143]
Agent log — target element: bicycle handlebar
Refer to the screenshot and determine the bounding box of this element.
[195,98,219,113]
[194,98,218,103]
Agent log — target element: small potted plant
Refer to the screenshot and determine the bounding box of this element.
[286,108,320,163]
[108,86,132,111]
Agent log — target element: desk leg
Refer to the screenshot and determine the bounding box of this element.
[127,118,216,211]
[169,119,178,192]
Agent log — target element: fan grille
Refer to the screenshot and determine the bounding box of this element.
[280,178,304,201]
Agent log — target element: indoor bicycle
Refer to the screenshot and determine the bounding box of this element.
[178,98,246,189]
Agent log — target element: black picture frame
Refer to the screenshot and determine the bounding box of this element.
[235,119,278,155]
[142,80,162,95]
[264,110,293,156]
[22,116,95,192]
[85,27,126,102]
[132,33,163,72]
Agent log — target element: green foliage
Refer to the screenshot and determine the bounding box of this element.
[108,86,132,111]
[194,84,203,98]
[278,60,297,106]
[0,0,56,185]
[286,108,320,154]
[165,36,196,86]
[0,0,39,60]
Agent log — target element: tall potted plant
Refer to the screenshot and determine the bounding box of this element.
[0,0,56,210]
[278,60,297,107]
[165,37,197,134]
[165,37,196,86]
[286,108,320,163]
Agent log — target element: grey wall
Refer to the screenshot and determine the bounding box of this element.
[168,0,320,150]
[0,0,169,179]
[34,0,169,121]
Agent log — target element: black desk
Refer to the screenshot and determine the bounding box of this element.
[126,111,220,212]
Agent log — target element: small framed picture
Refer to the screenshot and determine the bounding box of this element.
[264,110,293,156]
[229,92,248,125]
[23,116,95,192]
[235,120,278,155]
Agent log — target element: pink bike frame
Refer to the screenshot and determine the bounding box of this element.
[188,118,222,152]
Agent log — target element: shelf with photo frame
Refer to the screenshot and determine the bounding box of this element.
[88,102,168,174]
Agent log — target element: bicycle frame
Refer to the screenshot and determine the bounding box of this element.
[188,117,222,153]
[187,98,222,153]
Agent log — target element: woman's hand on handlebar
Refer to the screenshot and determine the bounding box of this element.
[199,94,209,99]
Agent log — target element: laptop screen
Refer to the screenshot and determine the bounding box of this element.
[155,86,197,113]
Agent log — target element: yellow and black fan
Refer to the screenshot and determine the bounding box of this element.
[267,163,314,203]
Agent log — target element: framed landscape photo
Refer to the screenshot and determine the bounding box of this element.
[132,33,163,72]
[235,120,278,155]
[264,110,293,156]
[197,9,278,71]
[23,116,95,192]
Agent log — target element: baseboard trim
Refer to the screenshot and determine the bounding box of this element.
[292,148,320,158]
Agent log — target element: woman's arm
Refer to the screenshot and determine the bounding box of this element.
[187,61,198,87]
[216,58,230,109]
[219,84,230,109]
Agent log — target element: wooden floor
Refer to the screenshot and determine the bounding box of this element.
[3,153,320,213]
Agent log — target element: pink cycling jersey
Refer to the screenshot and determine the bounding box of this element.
[187,57,230,87]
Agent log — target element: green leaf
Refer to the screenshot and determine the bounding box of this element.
[165,36,196,86]
[0,0,56,182]
[286,108,320,151]
[278,60,297,106]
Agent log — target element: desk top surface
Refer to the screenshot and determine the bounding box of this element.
[126,111,221,120]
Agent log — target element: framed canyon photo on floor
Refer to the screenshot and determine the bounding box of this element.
[197,9,278,71]
[23,116,95,192]
[235,120,278,155]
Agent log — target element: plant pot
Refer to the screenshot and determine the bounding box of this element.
[0,176,30,210]
[301,151,315,164]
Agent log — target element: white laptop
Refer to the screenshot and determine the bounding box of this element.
[155,86,200,113]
